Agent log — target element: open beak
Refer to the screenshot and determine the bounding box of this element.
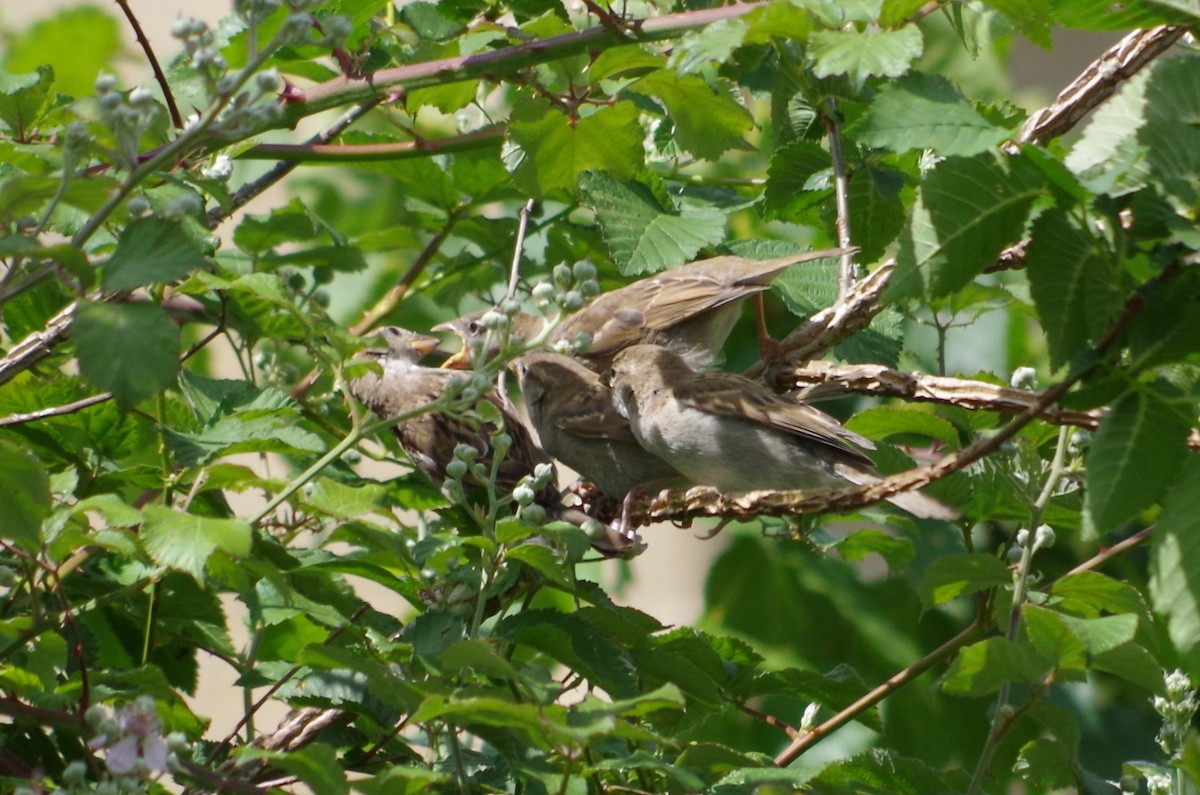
[431,320,473,369]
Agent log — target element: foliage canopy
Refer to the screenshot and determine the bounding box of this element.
[2,0,1200,793]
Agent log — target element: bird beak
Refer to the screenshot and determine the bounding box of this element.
[431,320,472,369]
[409,333,441,357]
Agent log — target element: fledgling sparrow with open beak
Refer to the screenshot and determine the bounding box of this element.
[605,344,959,521]
[347,326,559,506]
[436,249,851,370]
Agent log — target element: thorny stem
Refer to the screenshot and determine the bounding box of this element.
[114,0,183,128]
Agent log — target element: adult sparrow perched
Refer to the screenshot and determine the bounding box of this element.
[605,344,959,521]
[513,350,683,498]
[437,249,850,370]
[348,326,559,506]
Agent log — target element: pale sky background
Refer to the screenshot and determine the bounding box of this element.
[3,0,1124,741]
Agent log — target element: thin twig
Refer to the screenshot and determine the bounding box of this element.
[775,614,987,765]
[821,98,855,300]
[207,99,383,229]
[239,124,504,163]
[114,0,183,129]
[508,199,537,302]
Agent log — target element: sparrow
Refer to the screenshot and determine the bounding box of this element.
[513,350,683,498]
[437,249,851,370]
[347,326,559,506]
[605,344,959,520]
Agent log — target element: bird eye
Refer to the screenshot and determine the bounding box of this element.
[468,321,484,335]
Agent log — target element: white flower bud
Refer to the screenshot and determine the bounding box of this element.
[94,73,118,95]
[255,69,281,92]
[1009,366,1038,390]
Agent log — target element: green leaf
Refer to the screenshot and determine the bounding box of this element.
[1085,388,1190,535]
[73,300,180,410]
[1092,642,1167,694]
[846,406,960,448]
[841,165,907,262]
[235,744,348,795]
[763,140,833,224]
[834,529,915,571]
[1053,0,1195,29]
[810,25,924,91]
[848,73,1010,156]
[0,67,54,138]
[1139,58,1200,211]
[587,45,665,83]
[1127,274,1200,370]
[507,99,644,196]
[1059,613,1138,657]
[1151,457,1200,653]
[888,152,1044,300]
[102,218,211,291]
[812,748,964,793]
[496,609,638,698]
[919,553,1010,613]
[0,441,50,552]
[1050,571,1150,623]
[1065,68,1151,196]
[142,507,253,581]
[578,170,727,275]
[3,6,120,99]
[1025,208,1124,370]
[942,637,1048,696]
[302,478,388,521]
[1015,737,1076,790]
[668,20,748,76]
[505,542,571,589]
[625,70,753,160]
[1023,605,1086,675]
[232,198,319,254]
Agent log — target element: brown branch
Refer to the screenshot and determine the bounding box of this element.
[1062,525,1153,578]
[239,125,505,162]
[775,613,987,765]
[629,268,1155,527]
[775,521,1156,765]
[1012,25,1187,149]
[114,0,183,129]
[749,263,892,383]
[282,4,768,123]
[785,362,1200,450]
[0,392,112,428]
[0,299,77,388]
[755,24,1185,373]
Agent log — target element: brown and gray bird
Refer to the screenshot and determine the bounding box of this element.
[438,249,850,370]
[513,350,683,498]
[348,326,558,505]
[606,344,959,520]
